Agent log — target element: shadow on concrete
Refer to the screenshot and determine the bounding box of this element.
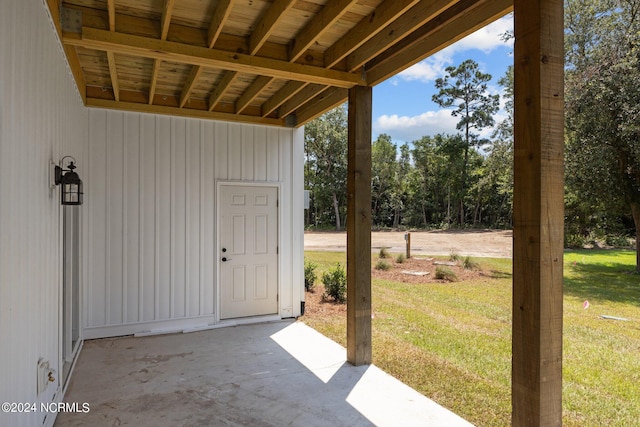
[55,321,472,427]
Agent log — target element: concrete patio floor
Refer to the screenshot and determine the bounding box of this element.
[55,320,473,427]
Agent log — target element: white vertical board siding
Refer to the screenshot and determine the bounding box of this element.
[85,111,303,338]
[0,1,87,427]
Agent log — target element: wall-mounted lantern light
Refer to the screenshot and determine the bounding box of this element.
[54,156,83,205]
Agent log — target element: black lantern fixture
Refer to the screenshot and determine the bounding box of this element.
[55,156,83,205]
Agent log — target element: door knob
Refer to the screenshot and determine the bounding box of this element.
[222,257,231,262]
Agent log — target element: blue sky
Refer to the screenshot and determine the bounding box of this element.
[371,14,514,144]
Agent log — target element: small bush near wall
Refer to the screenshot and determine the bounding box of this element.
[375,259,392,270]
[322,263,346,303]
[435,266,458,282]
[462,256,480,270]
[304,260,317,291]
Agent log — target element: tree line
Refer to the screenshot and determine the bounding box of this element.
[304,60,513,231]
[305,1,639,271]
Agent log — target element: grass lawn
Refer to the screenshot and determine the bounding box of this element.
[301,249,639,427]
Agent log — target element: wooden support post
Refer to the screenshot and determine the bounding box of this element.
[346,85,372,366]
[512,0,564,425]
[405,232,411,259]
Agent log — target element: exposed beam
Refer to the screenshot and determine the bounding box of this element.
[107,51,120,101]
[64,28,365,88]
[148,60,161,104]
[160,0,176,40]
[323,0,421,68]
[177,0,235,109]
[512,0,564,424]
[346,0,459,72]
[106,0,118,101]
[45,0,62,38]
[208,71,239,111]
[75,7,307,62]
[289,0,360,62]
[64,44,87,103]
[295,87,348,126]
[346,85,373,366]
[236,76,274,114]
[180,66,204,107]
[277,84,327,118]
[107,0,115,31]
[87,98,284,127]
[250,0,297,55]
[261,80,307,117]
[149,0,175,105]
[208,0,236,49]
[366,0,512,85]
[46,0,87,103]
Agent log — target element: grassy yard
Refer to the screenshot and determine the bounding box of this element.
[301,250,639,427]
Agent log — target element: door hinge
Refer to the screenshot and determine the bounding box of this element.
[277,246,279,254]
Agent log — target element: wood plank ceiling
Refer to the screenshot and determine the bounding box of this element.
[47,0,512,127]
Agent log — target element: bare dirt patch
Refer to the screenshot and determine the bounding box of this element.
[304,229,513,258]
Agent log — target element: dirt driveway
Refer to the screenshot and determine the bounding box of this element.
[304,229,513,258]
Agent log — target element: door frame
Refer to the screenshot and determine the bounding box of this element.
[58,204,83,395]
[215,181,282,323]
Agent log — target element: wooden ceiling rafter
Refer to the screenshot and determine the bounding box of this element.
[288,0,360,63]
[107,0,115,31]
[236,75,274,114]
[232,0,298,114]
[208,0,236,49]
[278,84,329,118]
[106,51,120,101]
[259,0,362,118]
[259,0,459,122]
[322,0,422,69]
[208,70,239,111]
[367,0,513,84]
[346,0,460,72]
[63,28,366,88]
[250,0,297,56]
[180,66,204,107]
[294,87,348,125]
[105,0,119,101]
[54,0,514,127]
[179,0,236,109]
[87,97,285,126]
[149,0,176,104]
[261,80,307,117]
[275,0,512,123]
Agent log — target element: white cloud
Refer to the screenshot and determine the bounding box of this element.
[395,15,513,84]
[374,110,459,142]
[374,105,507,144]
[397,52,453,83]
[452,14,513,53]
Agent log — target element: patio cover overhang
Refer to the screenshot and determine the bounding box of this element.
[45,0,564,424]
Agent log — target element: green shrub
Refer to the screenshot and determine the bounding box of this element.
[375,259,392,270]
[395,253,406,263]
[604,234,631,248]
[322,263,347,303]
[378,247,390,258]
[565,233,586,249]
[304,260,317,291]
[462,256,480,270]
[435,266,458,282]
[449,252,461,262]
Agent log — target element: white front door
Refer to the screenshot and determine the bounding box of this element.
[219,184,278,319]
